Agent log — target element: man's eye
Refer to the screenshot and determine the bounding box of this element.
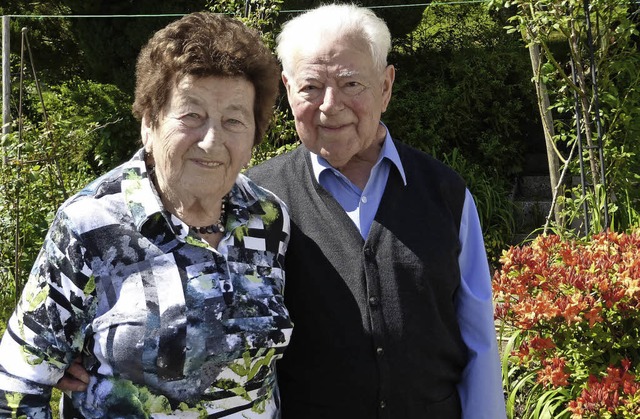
[300,81,326,92]
[343,81,365,95]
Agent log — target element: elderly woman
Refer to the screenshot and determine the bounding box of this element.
[0,12,292,418]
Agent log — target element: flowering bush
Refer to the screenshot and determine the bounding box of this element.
[494,230,640,418]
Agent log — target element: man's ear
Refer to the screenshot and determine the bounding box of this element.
[282,72,293,99]
[381,65,395,113]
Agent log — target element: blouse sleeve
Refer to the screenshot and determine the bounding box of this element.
[0,210,95,417]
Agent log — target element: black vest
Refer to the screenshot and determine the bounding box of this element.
[247,141,467,418]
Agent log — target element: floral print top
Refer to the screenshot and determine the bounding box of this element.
[0,149,292,418]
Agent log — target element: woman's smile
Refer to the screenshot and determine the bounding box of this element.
[190,157,224,168]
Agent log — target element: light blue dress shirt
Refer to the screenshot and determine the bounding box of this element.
[309,126,507,418]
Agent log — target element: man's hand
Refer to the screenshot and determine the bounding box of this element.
[56,357,89,392]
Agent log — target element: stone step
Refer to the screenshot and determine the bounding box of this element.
[515,175,553,200]
[513,200,553,232]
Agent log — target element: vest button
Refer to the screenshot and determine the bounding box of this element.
[376,347,384,356]
[380,400,387,409]
[368,296,379,307]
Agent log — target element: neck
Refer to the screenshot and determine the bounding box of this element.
[148,164,226,228]
[337,126,387,189]
[339,159,376,190]
[187,199,226,234]
[163,193,226,228]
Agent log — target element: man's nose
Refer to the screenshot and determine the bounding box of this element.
[319,87,344,113]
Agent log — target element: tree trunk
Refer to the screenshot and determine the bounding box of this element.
[528,41,564,227]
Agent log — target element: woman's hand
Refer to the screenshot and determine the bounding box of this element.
[56,357,89,392]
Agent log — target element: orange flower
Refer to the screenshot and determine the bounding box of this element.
[583,307,603,328]
[568,361,640,416]
[537,357,569,387]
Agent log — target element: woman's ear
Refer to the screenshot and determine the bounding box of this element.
[141,114,153,152]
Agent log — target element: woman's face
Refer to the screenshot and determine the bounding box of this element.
[143,75,256,203]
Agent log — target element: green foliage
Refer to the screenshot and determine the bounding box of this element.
[386,3,539,178]
[0,125,81,309]
[495,231,640,418]
[0,76,136,304]
[0,2,84,83]
[207,0,284,50]
[489,0,640,234]
[61,0,209,94]
[40,78,139,173]
[249,109,300,168]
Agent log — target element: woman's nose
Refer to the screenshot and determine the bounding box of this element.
[201,124,222,146]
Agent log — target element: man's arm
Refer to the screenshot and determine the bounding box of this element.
[56,357,89,392]
[455,189,507,418]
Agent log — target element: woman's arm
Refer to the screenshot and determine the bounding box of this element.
[0,211,94,415]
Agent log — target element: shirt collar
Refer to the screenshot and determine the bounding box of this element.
[121,149,165,231]
[310,122,407,186]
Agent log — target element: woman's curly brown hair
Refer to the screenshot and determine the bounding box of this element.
[132,12,280,146]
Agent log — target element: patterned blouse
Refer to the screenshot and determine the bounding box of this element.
[0,149,293,418]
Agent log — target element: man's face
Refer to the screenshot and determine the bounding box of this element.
[283,35,394,169]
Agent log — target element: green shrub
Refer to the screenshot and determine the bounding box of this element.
[386,2,538,179]
[41,77,139,174]
[0,78,137,301]
[249,108,300,168]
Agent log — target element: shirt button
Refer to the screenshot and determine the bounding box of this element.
[361,195,368,203]
[380,400,387,409]
[369,296,379,307]
[376,347,384,356]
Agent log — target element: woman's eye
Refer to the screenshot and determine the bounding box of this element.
[224,118,248,131]
[180,113,205,127]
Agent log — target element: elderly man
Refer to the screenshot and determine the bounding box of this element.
[57,4,506,418]
[246,4,507,418]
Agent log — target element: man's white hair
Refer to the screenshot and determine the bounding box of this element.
[276,4,392,77]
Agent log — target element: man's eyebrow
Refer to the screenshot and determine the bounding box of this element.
[336,70,359,78]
